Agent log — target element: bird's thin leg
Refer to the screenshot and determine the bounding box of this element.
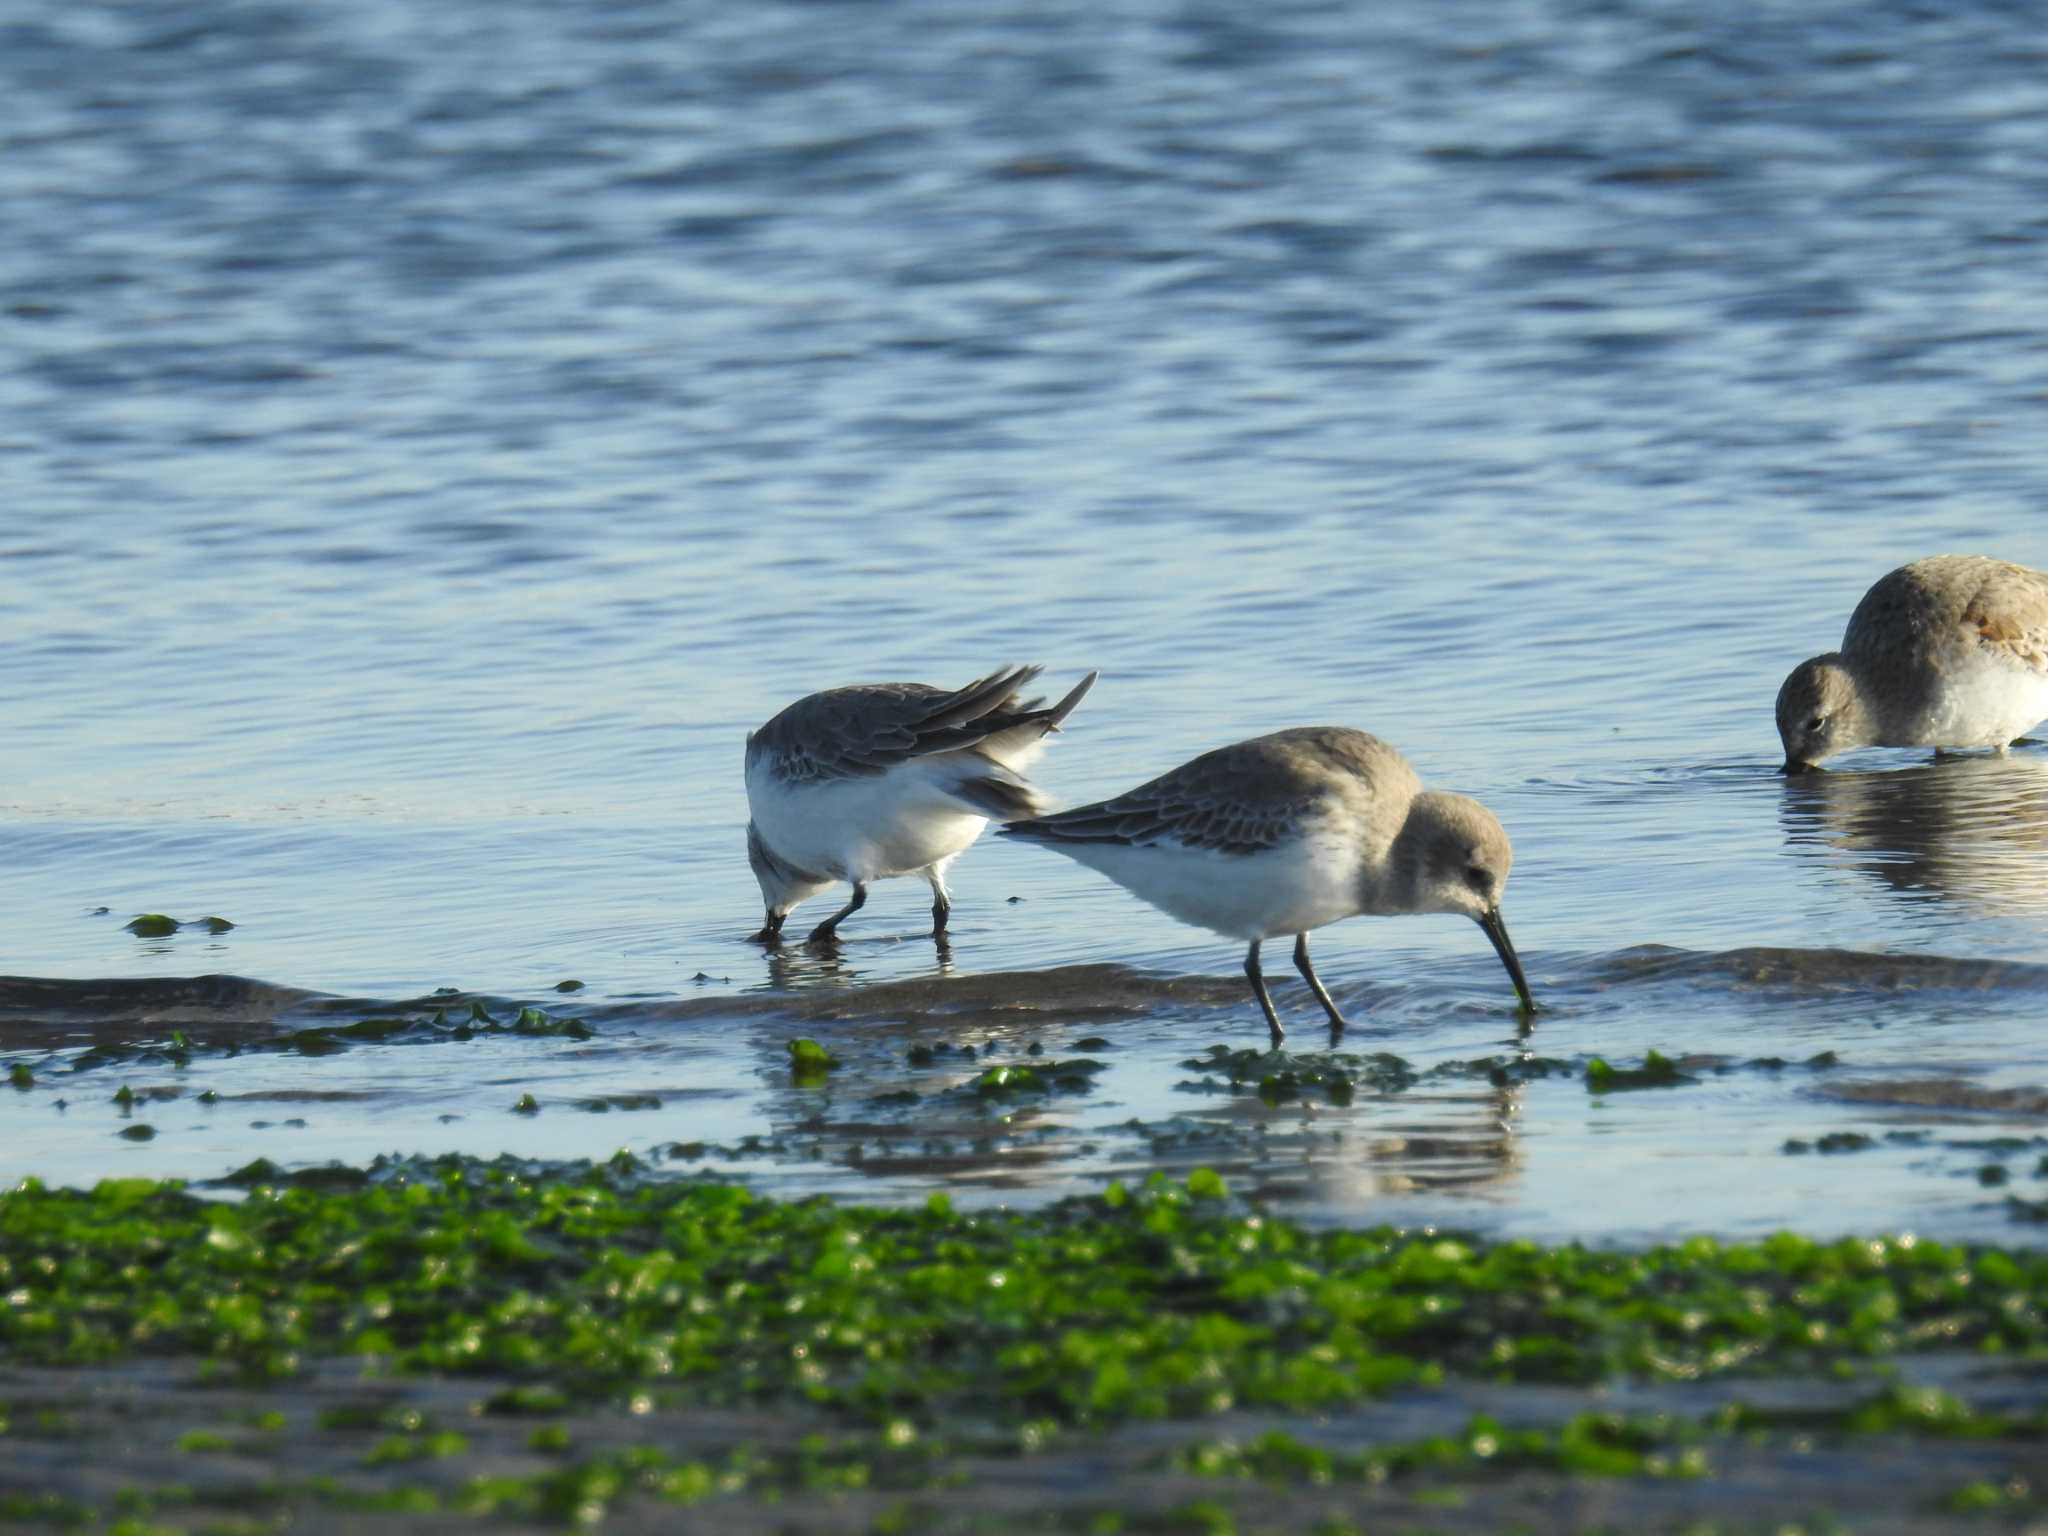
[1293,931,1350,1040]
[1244,940,1285,1049]
[927,870,952,938]
[750,909,787,946]
[808,882,867,944]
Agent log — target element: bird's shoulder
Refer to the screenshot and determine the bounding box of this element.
[747,683,949,783]
[1847,556,2048,673]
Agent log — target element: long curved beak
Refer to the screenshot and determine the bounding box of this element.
[1476,906,1535,1013]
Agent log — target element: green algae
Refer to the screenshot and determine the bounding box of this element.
[574,1094,662,1113]
[1946,1476,2044,1514]
[1586,1050,1694,1092]
[971,1058,1106,1097]
[1784,1132,1878,1155]
[972,1063,1044,1094]
[21,1004,595,1083]
[786,1037,840,1086]
[437,1433,944,1523]
[211,1159,368,1190]
[1178,1043,1418,1101]
[1426,1053,1579,1088]
[484,1384,571,1415]
[365,1429,469,1463]
[1174,1412,1713,1485]
[1721,1381,2046,1438]
[119,913,235,938]
[1171,1041,1759,1106]
[3,1159,2044,1433]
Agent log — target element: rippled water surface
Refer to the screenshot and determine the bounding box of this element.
[5,0,2047,1241]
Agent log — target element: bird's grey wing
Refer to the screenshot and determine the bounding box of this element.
[1003,742,1322,855]
[749,666,1048,784]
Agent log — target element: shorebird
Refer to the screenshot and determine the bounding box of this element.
[1777,555,2048,772]
[1000,727,1534,1045]
[745,665,1096,944]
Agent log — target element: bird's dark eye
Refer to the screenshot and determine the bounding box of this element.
[1805,716,1824,732]
[1464,865,1489,893]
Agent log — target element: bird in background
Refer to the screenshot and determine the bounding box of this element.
[745,664,1097,945]
[1778,554,2048,773]
[1001,726,1533,1047]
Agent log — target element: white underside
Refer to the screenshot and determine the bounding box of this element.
[1896,651,2048,748]
[746,757,995,885]
[1037,828,1365,941]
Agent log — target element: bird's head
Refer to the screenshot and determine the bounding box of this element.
[1775,654,1867,772]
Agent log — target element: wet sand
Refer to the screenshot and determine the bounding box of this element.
[5,1355,2042,1533]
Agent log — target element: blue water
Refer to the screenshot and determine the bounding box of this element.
[4,0,2047,1241]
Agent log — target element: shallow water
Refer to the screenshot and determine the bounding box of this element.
[5,0,2048,1241]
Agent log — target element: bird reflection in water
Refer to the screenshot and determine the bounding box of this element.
[1779,751,2048,916]
[762,933,956,992]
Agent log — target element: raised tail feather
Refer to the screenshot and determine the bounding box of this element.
[1042,669,1097,729]
[933,667,1095,817]
[970,669,1098,769]
[923,665,1047,733]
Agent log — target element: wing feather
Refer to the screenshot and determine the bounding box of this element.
[1004,727,1395,855]
[750,666,1096,785]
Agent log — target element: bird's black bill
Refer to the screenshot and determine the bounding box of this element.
[1477,906,1535,1013]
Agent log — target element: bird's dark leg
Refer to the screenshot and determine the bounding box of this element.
[749,909,786,945]
[1244,940,1285,1049]
[1293,931,1350,1041]
[927,872,951,938]
[808,882,867,944]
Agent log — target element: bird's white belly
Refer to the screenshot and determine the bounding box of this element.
[746,761,989,882]
[1053,831,1364,941]
[1906,651,2048,748]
